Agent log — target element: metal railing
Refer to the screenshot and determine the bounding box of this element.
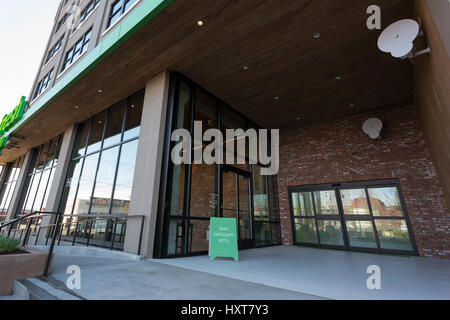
[0,211,145,277]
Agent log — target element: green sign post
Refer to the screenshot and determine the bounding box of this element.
[209,217,239,262]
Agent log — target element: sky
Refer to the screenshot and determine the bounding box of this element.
[0,1,60,115]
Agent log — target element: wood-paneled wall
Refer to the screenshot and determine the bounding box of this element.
[414,0,450,208]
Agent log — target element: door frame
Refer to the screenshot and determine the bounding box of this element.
[220,164,255,250]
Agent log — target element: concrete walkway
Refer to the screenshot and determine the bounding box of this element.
[47,253,324,300]
[4,246,449,300]
[154,246,450,300]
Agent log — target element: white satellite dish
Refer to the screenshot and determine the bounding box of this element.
[378,19,430,61]
[363,118,383,139]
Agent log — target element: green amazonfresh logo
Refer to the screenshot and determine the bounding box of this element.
[0,96,27,155]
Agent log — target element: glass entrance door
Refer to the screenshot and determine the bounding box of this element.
[221,166,254,249]
[289,180,417,255]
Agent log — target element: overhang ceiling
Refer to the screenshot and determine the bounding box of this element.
[1,0,414,163]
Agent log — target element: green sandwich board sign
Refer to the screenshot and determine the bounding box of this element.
[210,217,239,262]
[0,96,27,155]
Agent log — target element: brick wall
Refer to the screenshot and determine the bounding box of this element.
[277,106,450,258]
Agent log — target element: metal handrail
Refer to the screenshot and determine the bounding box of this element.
[0,211,145,277]
[0,211,60,229]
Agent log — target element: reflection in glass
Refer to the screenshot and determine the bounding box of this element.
[61,92,142,226]
[63,160,83,214]
[295,218,318,244]
[340,189,370,215]
[123,90,144,140]
[103,103,125,148]
[167,218,183,255]
[86,111,107,154]
[73,154,99,215]
[318,220,344,246]
[92,147,120,213]
[346,221,377,248]
[375,220,412,251]
[291,192,314,216]
[112,140,139,214]
[314,190,339,215]
[0,156,25,217]
[369,187,404,217]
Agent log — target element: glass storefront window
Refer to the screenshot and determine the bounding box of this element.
[340,189,370,215]
[314,190,339,215]
[368,187,404,217]
[289,181,416,255]
[162,74,282,257]
[112,140,139,214]
[16,136,62,218]
[346,221,377,248]
[291,192,314,216]
[60,90,143,227]
[295,218,318,244]
[124,91,144,141]
[0,156,25,221]
[318,220,344,246]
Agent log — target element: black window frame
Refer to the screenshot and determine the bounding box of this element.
[79,0,100,24]
[33,69,54,100]
[61,29,92,72]
[15,136,63,219]
[58,89,144,250]
[107,0,137,28]
[55,12,71,34]
[154,72,282,259]
[288,179,418,256]
[0,156,26,221]
[45,37,64,64]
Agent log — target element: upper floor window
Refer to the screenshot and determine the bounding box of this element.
[79,0,100,24]
[107,0,137,28]
[55,12,71,34]
[61,29,92,72]
[33,70,54,100]
[45,37,64,64]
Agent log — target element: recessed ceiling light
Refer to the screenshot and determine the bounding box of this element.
[336,76,341,80]
[74,105,80,109]
[131,104,135,108]
[274,96,280,100]
[313,32,321,39]
[349,103,355,107]
[98,121,103,124]
[296,117,302,121]
[197,20,204,27]
[242,65,249,71]
[97,89,103,93]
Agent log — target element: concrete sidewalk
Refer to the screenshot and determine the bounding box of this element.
[47,254,325,300]
[154,246,450,300]
[4,245,449,300]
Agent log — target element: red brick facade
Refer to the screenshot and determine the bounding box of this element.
[277,106,450,258]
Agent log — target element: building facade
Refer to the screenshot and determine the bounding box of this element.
[0,0,449,259]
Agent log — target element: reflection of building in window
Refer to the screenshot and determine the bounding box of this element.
[72,197,130,215]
